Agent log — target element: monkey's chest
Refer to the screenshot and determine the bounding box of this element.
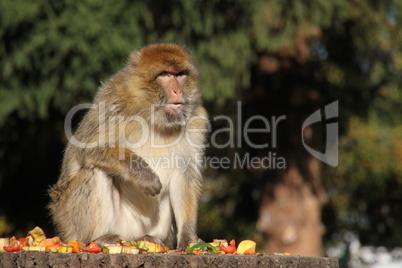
[129,134,196,185]
[113,145,190,238]
[141,149,189,185]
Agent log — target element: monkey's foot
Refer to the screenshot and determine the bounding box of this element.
[138,235,163,244]
[94,234,121,246]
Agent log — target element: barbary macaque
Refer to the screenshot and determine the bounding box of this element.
[49,43,208,250]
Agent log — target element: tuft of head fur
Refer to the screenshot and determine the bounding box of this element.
[129,43,198,80]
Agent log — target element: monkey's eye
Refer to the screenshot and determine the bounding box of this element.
[176,71,188,77]
[158,71,170,77]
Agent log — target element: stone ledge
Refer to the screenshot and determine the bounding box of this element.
[0,252,338,268]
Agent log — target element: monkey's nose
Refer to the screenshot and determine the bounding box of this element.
[171,83,182,95]
[172,88,182,95]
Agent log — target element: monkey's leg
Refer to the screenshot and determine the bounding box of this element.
[146,194,175,248]
[49,167,116,244]
[84,146,162,196]
[170,174,202,250]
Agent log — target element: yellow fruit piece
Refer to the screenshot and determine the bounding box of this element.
[273,252,292,256]
[28,226,46,243]
[213,239,228,248]
[118,241,133,247]
[0,238,10,252]
[135,241,168,253]
[58,244,73,253]
[26,236,36,246]
[121,245,139,254]
[236,240,256,255]
[102,244,122,254]
[209,242,221,252]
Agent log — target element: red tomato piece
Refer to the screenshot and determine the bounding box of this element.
[220,239,236,254]
[17,238,27,247]
[3,244,22,252]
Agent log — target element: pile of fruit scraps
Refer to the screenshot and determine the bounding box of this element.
[0,226,261,255]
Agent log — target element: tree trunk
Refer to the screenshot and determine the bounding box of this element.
[246,47,326,256]
[257,158,326,256]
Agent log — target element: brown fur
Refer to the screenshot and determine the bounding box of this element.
[49,43,208,249]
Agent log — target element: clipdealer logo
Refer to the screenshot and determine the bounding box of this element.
[64,101,339,170]
[302,101,339,167]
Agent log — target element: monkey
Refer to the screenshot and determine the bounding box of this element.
[48,43,208,250]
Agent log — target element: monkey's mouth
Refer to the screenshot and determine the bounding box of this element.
[165,102,183,111]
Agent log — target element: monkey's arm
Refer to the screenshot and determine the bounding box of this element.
[82,146,162,196]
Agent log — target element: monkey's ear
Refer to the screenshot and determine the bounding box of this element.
[128,51,141,68]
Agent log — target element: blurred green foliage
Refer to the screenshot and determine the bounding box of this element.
[0,0,402,250]
[0,0,355,122]
[325,92,402,247]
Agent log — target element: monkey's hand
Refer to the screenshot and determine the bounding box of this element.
[132,167,162,196]
[128,152,162,196]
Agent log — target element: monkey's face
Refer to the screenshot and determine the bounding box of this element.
[154,69,192,123]
[131,44,200,132]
